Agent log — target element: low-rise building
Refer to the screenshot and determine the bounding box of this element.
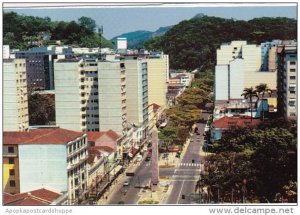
[3,128,89,205]
[211,116,260,141]
[3,188,62,206]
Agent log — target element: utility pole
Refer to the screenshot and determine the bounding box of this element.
[98,25,103,60]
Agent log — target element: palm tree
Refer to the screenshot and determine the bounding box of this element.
[241,87,258,121]
[255,83,272,121]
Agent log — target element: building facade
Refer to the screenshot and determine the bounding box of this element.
[147,54,168,109]
[3,128,89,205]
[277,43,297,119]
[16,47,58,92]
[98,60,128,135]
[215,41,277,102]
[3,59,29,131]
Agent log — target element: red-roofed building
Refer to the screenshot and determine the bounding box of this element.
[211,116,260,141]
[87,130,121,159]
[3,188,62,206]
[3,128,89,205]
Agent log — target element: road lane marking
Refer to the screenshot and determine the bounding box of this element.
[176,181,185,204]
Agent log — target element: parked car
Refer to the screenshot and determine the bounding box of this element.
[145,156,151,162]
[123,180,130,186]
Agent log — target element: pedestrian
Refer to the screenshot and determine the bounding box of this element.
[105,196,108,200]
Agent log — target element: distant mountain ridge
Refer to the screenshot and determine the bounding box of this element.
[111,25,172,48]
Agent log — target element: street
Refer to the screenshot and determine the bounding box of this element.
[165,122,205,204]
[104,122,206,205]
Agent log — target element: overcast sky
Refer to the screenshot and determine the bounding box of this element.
[4,5,297,39]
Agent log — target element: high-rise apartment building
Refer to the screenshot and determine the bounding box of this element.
[54,58,127,135]
[147,54,169,109]
[15,47,67,92]
[125,59,148,137]
[98,60,127,136]
[215,41,277,101]
[3,59,29,131]
[277,43,297,119]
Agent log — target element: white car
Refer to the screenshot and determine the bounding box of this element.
[123,180,130,186]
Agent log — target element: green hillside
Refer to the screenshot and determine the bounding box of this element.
[144,16,297,70]
[3,12,113,49]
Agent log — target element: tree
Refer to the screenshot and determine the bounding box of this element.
[255,83,272,121]
[158,125,179,151]
[78,16,96,32]
[241,87,258,121]
[28,94,55,125]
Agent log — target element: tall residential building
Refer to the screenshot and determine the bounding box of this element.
[125,59,149,137]
[147,54,169,109]
[98,60,128,136]
[16,47,58,92]
[54,58,127,135]
[277,43,297,119]
[3,59,29,131]
[261,40,281,71]
[55,59,85,132]
[216,41,245,65]
[215,41,277,101]
[3,128,89,205]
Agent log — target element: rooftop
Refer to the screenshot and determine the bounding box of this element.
[87,130,120,142]
[3,188,62,206]
[3,128,84,145]
[56,58,81,63]
[212,116,260,129]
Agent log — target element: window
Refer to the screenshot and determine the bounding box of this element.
[9,158,14,164]
[9,180,16,187]
[8,147,14,153]
[290,76,296,80]
[289,101,296,107]
[290,69,296,72]
[9,169,15,176]
[290,61,296,65]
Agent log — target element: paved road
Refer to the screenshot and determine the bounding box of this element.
[106,156,152,204]
[165,122,205,204]
[107,122,207,205]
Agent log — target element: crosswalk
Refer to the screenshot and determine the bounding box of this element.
[177,163,201,167]
[130,162,203,168]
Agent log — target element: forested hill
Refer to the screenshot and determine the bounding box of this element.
[3,12,113,49]
[144,16,297,70]
[111,26,172,49]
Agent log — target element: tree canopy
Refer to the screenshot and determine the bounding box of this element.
[3,12,113,49]
[144,16,296,70]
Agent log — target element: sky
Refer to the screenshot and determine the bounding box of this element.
[4,5,297,39]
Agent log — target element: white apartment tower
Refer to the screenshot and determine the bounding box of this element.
[54,59,127,135]
[215,41,277,101]
[98,61,128,136]
[125,59,149,132]
[3,59,29,131]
